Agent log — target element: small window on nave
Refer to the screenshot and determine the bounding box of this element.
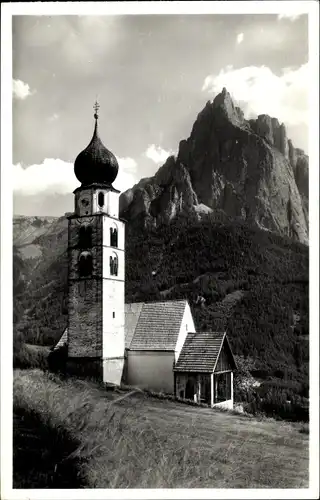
[98,191,105,208]
[79,225,92,249]
[79,251,93,277]
[109,253,118,276]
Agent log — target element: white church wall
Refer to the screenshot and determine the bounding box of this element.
[107,191,119,219]
[102,279,125,359]
[101,210,126,384]
[127,351,175,394]
[102,247,125,282]
[174,302,196,362]
[102,216,125,251]
[91,190,119,218]
[92,189,103,215]
[103,358,124,386]
[101,212,125,363]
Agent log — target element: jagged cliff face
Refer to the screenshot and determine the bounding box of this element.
[120,88,308,244]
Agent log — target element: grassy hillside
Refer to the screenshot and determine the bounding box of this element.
[13,216,68,344]
[13,369,309,489]
[13,215,59,259]
[126,216,309,384]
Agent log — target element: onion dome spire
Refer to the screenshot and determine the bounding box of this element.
[93,99,100,120]
[74,101,119,187]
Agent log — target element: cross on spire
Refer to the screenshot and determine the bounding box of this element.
[93,100,100,119]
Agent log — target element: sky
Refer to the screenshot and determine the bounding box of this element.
[12,12,309,216]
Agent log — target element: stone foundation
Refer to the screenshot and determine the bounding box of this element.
[65,357,125,386]
[66,357,103,380]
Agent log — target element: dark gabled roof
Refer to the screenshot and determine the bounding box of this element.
[54,299,188,352]
[129,300,187,351]
[174,331,236,373]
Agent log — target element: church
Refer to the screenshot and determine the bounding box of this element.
[55,103,236,410]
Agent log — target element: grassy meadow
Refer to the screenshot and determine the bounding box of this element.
[13,369,309,489]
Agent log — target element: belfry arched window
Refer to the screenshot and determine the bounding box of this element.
[79,251,93,277]
[109,252,118,276]
[98,191,105,208]
[110,223,118,248]
[79,225,92,249]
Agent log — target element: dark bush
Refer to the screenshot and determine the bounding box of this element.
[48,344,68,374]
[13,339,49,371]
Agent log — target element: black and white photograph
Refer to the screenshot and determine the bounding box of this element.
[1,1,319,498]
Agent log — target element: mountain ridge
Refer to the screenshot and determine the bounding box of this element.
[120,88,308,244]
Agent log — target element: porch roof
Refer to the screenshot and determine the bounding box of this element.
[174,331,236,373]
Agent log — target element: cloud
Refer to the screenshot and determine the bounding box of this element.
[13,156,137,196]
[236,33,244,44]
[277,14,302,21]
[114,157,138,193]
[48,113,59,122]
[202,64,308,126]
[145,144,174,165]
[12,79,33,100]
[13,159,79,196]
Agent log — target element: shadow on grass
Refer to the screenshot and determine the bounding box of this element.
[13,407,87,488]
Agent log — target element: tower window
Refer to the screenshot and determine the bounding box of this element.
[109,254,118,276]
[79,251,93,277]
[113,312,115,318]
[110,226,118,247]
[79,225,92,249]
[98,191,105,208]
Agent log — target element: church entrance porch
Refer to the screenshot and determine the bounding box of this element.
[173,331,237,410]
[181,374,211,403]
[175,373,212,405]
[174,371,234,409]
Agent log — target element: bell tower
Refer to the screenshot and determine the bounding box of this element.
[67,102,125,385]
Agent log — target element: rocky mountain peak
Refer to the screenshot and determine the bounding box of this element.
[120,88,308,244]
[211,87,245,128]
[195,88,246,133]
[249,114,289,158]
